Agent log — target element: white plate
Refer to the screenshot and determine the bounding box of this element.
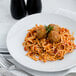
[7,13,76,72]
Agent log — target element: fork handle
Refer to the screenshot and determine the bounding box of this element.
[0,68,16,76]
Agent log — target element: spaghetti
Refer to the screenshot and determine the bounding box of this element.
[23,24,76,62]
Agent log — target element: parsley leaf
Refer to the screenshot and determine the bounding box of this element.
[48,25,53,33]
[45,25,53,34]
[45,25,48,33]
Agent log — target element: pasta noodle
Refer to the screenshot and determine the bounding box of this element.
[23,24,76,62]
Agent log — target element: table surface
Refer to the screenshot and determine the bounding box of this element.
[0,0,76,76]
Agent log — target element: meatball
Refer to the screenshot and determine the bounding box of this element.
[48,31,61,43]
[48,24,60,32]
[37,26,46,39]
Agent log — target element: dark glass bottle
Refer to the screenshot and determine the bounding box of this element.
[11,0,26,19]
[27,0,42,15]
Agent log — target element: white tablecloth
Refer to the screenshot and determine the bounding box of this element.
[1,0,76,76]
[0,0,17,48]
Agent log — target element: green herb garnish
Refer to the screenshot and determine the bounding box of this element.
[45,25,48,32]
[45,25,53,34]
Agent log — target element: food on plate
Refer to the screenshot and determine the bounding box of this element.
[48,31,61,43]
[23,24,76,62]
[36,25,46,39]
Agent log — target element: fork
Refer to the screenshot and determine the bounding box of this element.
[0,48,33,76]
[0,54,16,76]
[0,48,12,59]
